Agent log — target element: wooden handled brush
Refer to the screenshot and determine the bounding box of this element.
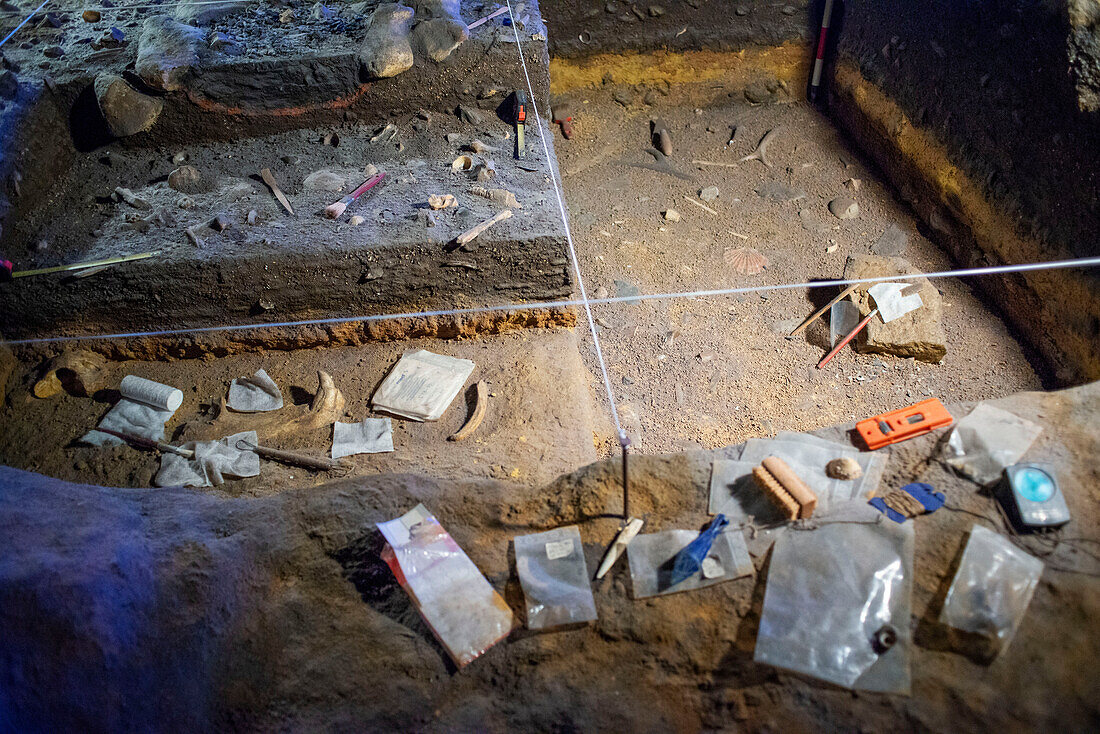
[324,172,385,219]
[752,456,818,520]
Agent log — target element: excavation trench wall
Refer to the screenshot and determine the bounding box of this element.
[828,0,1100,382]
[542,0,1100,382]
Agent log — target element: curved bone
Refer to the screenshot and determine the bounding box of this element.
[740,127,780,167]
[449,381,487,442]
[181,371,345,442]
[34,350,108,398]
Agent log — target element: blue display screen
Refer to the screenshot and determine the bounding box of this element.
[1016,467,1056,503]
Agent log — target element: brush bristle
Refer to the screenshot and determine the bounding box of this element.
[324,202,346,219]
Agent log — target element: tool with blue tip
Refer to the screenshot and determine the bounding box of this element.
[669,514,729,586]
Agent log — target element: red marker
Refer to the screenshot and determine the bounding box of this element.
[809,0,835,102]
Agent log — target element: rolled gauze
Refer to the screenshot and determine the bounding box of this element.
[120,375,184,412]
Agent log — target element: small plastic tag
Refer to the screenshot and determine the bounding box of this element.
[545,539,573,560]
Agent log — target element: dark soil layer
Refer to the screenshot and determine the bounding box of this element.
[2,383,1098,731]
[543,0,813,58]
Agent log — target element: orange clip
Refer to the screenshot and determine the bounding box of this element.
[856,398,954,450]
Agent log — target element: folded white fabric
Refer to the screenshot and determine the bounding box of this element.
[332,418,394,459]
[227,368,284,412]
[83,375,183,446]
[154,430,261,488]
[371,349,475,421]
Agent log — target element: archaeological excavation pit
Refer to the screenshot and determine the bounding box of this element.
[1,1,1099,731]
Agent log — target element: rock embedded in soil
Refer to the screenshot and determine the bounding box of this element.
[411,12,469,62]
[358,4,415,79]
[136,15,204,92]
[699,186,719,201]
[93,73,163,137]
[755,181,805,203]
[663,208,681,222]
[174,0,248,26]
[303,170,346,192]
[844,254,947,362]
[871,223,908,256]
[829,196,860,219]
[167,165,202,193]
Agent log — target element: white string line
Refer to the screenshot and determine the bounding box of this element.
[0,0,248,15]
[6,254,1099,345]
[503,0,627,442]
[0,0,50,49]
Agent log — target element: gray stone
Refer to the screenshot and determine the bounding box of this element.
[303,170,346,192]
[410,0,468,62]
[455,104,482,125]
[843,254,946,362]
[412,18,468,62]
[167,165,202,193]
[615,279,641,304]
[798,208,829,233]
[699,186,719,201]
[744,80,775,104]
[136,15,204,92]
[613,88,634,106]
[0,69,17,99]
[828,196,860,219]
[755,181,805,203]
[358,4,415,80]
[174,0,248,26]
[871,223,908,256]
[93,73,163,137]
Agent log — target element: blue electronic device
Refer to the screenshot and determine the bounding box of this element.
[997,463,1070,531]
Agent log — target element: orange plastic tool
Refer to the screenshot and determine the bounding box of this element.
[856,398,954,450]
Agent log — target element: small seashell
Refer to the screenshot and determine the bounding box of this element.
[826,457,863,480]
[349,215,365,226]
[723,247,768,274]
[451,155,474,171]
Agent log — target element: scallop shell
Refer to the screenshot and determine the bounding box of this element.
[723,247,768,274]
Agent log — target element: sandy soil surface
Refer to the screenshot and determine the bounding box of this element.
[555,85,1045,455]
[0,328,597,492]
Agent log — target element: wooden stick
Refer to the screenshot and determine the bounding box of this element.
[260,168,295,215]
[235,439,343,472]
[788,283,859,338]
[817,308,877,368]
[93,427,194,458]
[449,381,487,442]
[456,209,512,247]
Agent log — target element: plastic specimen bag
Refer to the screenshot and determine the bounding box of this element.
[754,519,913,693]
[514,526,598,630]
[942,403,1043,485]
[377,504,513,667]
[939,525,1042,657]
[628,528,754,599]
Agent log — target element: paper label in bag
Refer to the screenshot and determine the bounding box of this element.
[545,539,573,560]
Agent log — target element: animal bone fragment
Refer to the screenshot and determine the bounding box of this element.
[740,127,780,167]
[34,350,108,398]
[114,186,151,210]
[182,371,345,442]
[428,193,457,209]
[449,381,487,441]
[455,209,512,249]
[470,186,521,208]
